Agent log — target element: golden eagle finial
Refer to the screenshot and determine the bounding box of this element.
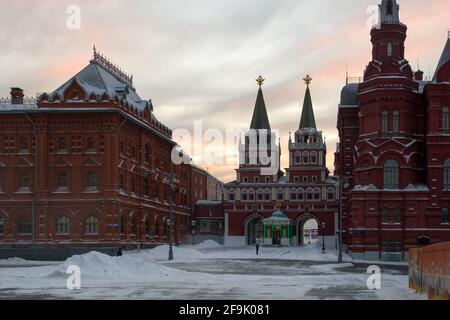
[303,74,312,86]
[256,76,265,87]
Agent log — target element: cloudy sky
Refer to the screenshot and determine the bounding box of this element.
[0,0,449,182]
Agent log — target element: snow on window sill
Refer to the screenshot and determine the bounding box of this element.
[15,188,32,194]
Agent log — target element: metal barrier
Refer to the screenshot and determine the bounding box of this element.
[409,242,450,300]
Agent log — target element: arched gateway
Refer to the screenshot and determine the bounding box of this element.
[296,215,319,246]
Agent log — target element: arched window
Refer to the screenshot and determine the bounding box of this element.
[393,111,400,134]
[241,189,248,201]
[87,172,97,189]
[17,217,31,234]
[306,188,314,200]
[85,216,99,235]
[19,172,29,189]
[0,217,5,234]
[313,188,321,201]
[87,137,96,151]
[295,152,301,165]
[56,216,70,235]
[257,189,264,201]
[444,158,450,191]
[327,188,335,201]
[443,107,449,133]
[290,188,297,201]
[248,189,255,201]
[384,160,399,189]
[382,111,389,134]
[130,216,137,235]
[387,42,393,57]
[228,189,235,201]
[387,0,393,15]
[310,151,317,164]
[302,152,309,165]
[58,172,68,188]
[19,138,28,152]
[297,188,305,201]
[277,188,284,201]
[264,188,271,201]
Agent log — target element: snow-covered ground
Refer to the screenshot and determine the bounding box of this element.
[0,242,423,300]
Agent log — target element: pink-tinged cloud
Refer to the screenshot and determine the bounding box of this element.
[0,0,449,182]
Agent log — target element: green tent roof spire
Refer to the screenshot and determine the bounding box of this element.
[299,75,317,130]
[250,76,271,130]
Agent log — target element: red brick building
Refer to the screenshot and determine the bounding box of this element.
[335,0,450,261]
[224,77,339,247]
[0,49,194,250]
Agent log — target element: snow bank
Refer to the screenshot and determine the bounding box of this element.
[50,251,175,280]
[0,257,27,265]
[148,245,205,260]
[195,240,223,250]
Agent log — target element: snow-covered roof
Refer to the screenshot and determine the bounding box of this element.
[0,103,37,111]
[52,60,148,112]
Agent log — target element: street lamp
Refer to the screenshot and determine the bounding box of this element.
[163,172,179,261]
[191,220,197,246]
[321,222,326,254]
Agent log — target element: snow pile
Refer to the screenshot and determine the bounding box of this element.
[195,240,223,250]
[51,251,175,280]
[148,245,205,260]
[0,257,27,265]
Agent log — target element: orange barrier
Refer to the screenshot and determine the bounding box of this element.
[409,242,450,300]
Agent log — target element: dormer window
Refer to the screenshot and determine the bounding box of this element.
[387,0,393,16]
[72,90,80,100]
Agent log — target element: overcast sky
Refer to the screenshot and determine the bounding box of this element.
[0,0,449,182]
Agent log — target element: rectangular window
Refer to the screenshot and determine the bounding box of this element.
[442,208,449,224]
[382,112,389,135]
[382,208,389,224]
[443,107,449,133]
[393,111,399,134]
[394,208,401,224]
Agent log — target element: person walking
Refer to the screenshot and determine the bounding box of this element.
[117,247,123,257]
[256,242,260,256]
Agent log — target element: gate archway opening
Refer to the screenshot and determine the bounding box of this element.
[246,216,263,245]
[297,216,319,246]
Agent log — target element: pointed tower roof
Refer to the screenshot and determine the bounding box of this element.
[250,76,271,130]
[379,0,400,24]
[433,36,450,81]
[299,75,317,130]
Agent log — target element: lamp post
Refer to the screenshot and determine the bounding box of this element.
[321,222,326,254]
[191,220,197,246]
[163,172,179,261]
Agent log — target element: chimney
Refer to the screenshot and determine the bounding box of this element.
[414,70,424,81]
[10,87,24,104]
